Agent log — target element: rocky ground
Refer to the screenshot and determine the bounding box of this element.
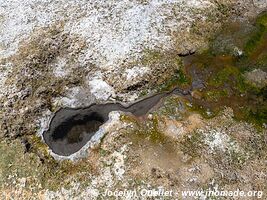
[0,103,266,199]
[0,0,267,199]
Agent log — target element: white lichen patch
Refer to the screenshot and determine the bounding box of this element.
[53,87,82,108]
[125,66,150,81]
[68,0,214,70]
[52,86,95,108]
[111,145,128,180]
[88,78,115,101]
[52,57,70,78]
[253,0,267,9]
[202,129,240,153]
[0,62,14,99]
[1,0,214,68]
[0,0,61,59]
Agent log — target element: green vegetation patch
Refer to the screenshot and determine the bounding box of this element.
[244,12,267,56]
[158,68,189,92]
[121,113,171,144]
[208,65,247,93]
[179,12,267,127]
[203,89,229,101]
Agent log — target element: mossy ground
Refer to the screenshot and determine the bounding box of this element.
[157,67,190,92]
[244,12,267,57]
[137,12,267,132]
[174,13,267,128]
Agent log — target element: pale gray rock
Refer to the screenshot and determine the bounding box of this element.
[244,69,267,88]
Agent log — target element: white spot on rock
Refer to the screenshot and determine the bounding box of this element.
[89,78,115,101]
[202,129,240,153]
[253,0,267,9]
[125,66,150,81]
[52,57,69,78]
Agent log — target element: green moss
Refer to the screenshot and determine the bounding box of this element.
[156,95,189,120]
[99,148,109,157]
[242,107,267,128]
[203,89,229,101]
[147,116,168,143]
[158,68,190,92]
[244,12,267,55]
[120,114,138,124]
[256,11,267,27]
[187,102,218,119]
[208,65,246,92]
[186,48,266,127]
[228,149,248,168]
[123,113,170,144]
[212,66,239,85]
[244,25,266,54]
[41,157,95,191]
[255,53,267,68]
[233,85,266,127]
[0,139,44,190]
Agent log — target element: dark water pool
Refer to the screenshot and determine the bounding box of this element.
[43,88,189,156]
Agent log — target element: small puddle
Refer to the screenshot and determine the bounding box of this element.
[43,88,190,156]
